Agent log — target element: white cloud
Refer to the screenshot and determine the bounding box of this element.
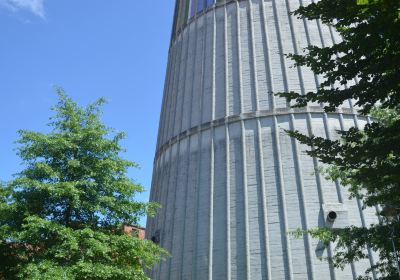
[0,0,46,18]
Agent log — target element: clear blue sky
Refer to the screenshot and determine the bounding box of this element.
[0,1,175,225]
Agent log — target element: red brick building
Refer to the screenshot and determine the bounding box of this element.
[123,225,145,240]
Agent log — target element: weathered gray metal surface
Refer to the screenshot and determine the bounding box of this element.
[147,0,377,279]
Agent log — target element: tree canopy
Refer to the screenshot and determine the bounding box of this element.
[0,91,167,280]
[279,0,400,279]
[282,0,400,114]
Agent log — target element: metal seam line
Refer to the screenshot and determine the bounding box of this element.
[155,108,359,161]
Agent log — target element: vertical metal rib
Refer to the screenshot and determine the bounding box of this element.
[225,123,231,280]
[289,113,315,279]
[156,52,171,150]
[256,117,272,280]
[271,0,290,108]
[272,114,293,279]
[191,10,209,280]
[158,26,183,274]
[167,32,182,142]
[305,112,337,280]
[150,158,161,280]
[207,129,215,280]
[211,9,217,121]
[223,5,229,117]
[167,20,194,280]
[166,141,181,280]
[208,10,217,280]
[236,1,244,114]
[160,39,178,147]
[259,0,274,110]
[187,25,197,130]
[223,4,232,279]
[248,0,259,111]
[272,0,294,276]
[258,0,274,278]
[154,155,165,279]
[236,2,251,278]
[241,120,251,279]
[208,128,214,280]
[179,136,192,279]
[304,1,349,277]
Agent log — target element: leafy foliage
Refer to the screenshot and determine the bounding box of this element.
[0,91,167,280]
[278,0,400,279]
[280,0,400,114]
[287,109,400,279]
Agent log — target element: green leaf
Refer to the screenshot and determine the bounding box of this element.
[0,91,168,280]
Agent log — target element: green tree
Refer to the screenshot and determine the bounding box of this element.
[278,0,400,279]
[0,91,167,280]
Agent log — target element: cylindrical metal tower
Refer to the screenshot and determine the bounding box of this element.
[147,0,376,279]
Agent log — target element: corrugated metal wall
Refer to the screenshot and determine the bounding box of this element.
[147,0,377,279]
